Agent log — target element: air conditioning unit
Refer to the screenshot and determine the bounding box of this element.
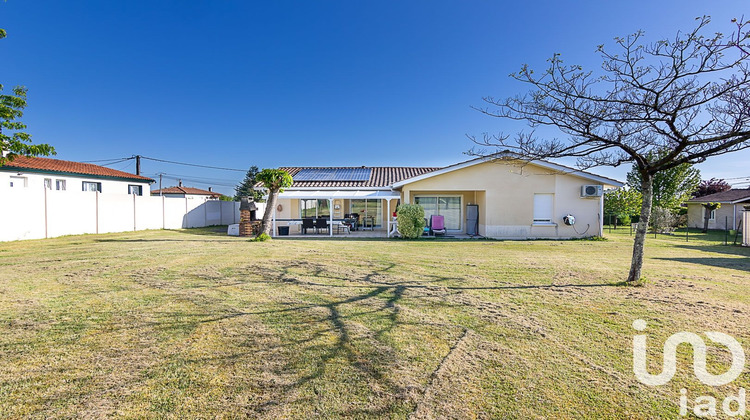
[581,185,603,198]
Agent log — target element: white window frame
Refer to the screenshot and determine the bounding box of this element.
[82,181,102,192]
[703,207,717,221]
[413,194,463,231]
[55,179,66,191]
[44,178,52,190]
[128,184,143,196]
[533,193,555,224]
[9,176,28,188]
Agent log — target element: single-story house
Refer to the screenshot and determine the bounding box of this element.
[0,156,154,195]
[151,182,222,200]
[686,188,750,231]
[265,155,623,239]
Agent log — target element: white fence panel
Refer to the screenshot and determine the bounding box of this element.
[256,202,267,219]
[0,188,46,241]
[743,211,749,247]
[220,201,236,225]
[46,190,97,238]
[98,193,136,234]
[135,195,164,230]
[185,197,206,228]
[163,197,187,229]
[205,201,222,226]
[0,186,249,241]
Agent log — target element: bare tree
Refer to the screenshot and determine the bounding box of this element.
[471,17,750,284]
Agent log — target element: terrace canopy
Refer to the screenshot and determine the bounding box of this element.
[269,189,401,237]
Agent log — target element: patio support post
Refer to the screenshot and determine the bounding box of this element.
[329,198,333,237]
[386,199,391,237]
[272,207,276,237]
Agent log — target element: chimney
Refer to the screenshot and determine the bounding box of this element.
[208,187,213,192]
[178,179,183,187]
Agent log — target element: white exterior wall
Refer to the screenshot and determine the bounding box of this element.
[0,183,245,242]
[0,170,152,195]
[400,161,607,239]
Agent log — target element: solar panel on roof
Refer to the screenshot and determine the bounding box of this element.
[294,168,371,181]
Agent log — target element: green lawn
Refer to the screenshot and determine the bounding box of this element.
[0,228,748,418]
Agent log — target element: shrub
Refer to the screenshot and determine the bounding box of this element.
[251,233,271,242]
[396,204,425,239]
[650,207,678,234]
[618,214,631,226]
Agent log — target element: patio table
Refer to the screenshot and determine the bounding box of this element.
[287,220,303,233]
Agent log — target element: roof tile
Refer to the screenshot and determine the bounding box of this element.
[1,156,153,182]
[151,186,222,197]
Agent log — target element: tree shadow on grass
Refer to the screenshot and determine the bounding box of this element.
[671,243,750,257]
[654,257,749,272]
[44,257,623,417]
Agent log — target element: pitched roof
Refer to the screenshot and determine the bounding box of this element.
[688,188,750,204]
[392,155,624,188]
[1,156,154,182]
[151,186,222,197]
[262,154,625,191]
[266,166,441,188]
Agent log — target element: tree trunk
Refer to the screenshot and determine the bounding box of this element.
[702,209,710,233]
[627,175,653,284]
[259,187,279,237]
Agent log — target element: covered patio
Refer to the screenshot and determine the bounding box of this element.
[270,190,401,238]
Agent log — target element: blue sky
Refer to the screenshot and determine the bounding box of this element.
[3,1,748,195]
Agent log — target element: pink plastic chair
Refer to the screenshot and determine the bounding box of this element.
[430,215,446,236]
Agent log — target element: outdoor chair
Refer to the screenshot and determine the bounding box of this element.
[301,218,315,234]
[349,213,360,230]
[430,215,446,236]
[423,218,431,236]
[337,222,351,235]
[315,218,329,234]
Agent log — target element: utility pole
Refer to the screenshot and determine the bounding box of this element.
[158,173,163,196]
[135,155,141,176]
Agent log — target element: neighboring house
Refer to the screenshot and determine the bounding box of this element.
[0,156,154,195]
[686,188,750,231]
[151,182,222,200]
[265,155,623,239]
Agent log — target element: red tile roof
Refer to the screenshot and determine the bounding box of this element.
[688,188,750,203]
[264,166,440,188]
[1,156,154,182]
[151,186,222,197]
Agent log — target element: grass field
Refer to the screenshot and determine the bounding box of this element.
[1,228,748,418]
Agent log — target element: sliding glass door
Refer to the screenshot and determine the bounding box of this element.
[300,199,330,218]
[350,199,382,227]
[414,195,462,230]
